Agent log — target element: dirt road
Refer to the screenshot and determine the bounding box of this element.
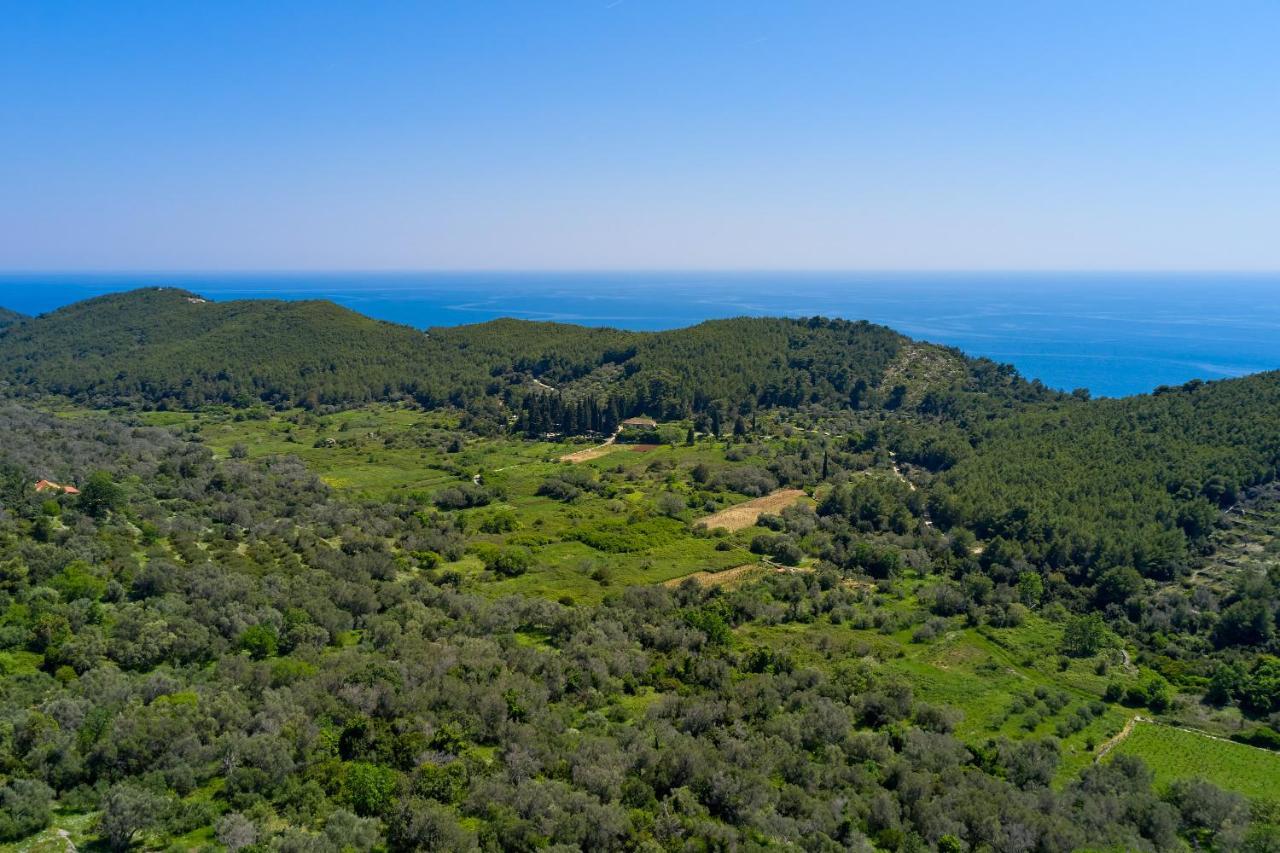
[559,428,622,463]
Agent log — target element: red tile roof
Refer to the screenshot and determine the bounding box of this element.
[34,479,79,495]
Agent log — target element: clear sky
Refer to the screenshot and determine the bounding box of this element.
[3,1,1278,271]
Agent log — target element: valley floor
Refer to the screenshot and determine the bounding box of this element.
[134,404,1280,802]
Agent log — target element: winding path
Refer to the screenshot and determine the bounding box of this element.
[1095,715,1141,763]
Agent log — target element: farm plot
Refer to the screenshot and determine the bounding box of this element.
[664,563,767,589]
[695,489,806,532]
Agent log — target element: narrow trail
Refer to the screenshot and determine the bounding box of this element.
[1094,714,1280,764]
[886,450,916,492]
[885,450,936,529]
[1096,715,1141,763]
[1158,720,1280,755]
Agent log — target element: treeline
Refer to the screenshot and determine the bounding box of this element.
[515,393,622,438]
[0,288,1055,420]
[0,405,1270,851]
[516,391,757,440]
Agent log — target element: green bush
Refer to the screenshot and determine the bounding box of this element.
[483,546,532,578]
[0,779,52,842]
[239,624,279,660]
[343,762,399,817]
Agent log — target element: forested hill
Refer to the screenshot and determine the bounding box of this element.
[0,288,438,409]
[934,370,1280,585]
[0,305,24,327]
[0,287,1053,415]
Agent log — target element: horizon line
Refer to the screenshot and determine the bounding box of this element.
[3,268,1280,277]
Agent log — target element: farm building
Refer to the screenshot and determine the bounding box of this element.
[621,417,657,428]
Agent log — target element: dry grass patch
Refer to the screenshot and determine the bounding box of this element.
[695,489,806,532]
[664,563,766,589]
[559,441,621,463]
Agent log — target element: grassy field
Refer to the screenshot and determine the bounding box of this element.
[1113,720,1280,802]
[135,405,802,602]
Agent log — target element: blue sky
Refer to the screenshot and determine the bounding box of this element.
[2,1,1278,270]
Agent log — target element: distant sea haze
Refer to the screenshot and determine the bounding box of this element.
[1,272,1278,399]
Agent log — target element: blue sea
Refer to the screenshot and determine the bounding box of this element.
[1,272,1278,399]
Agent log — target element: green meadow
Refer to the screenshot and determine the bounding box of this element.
[137,405,801,602]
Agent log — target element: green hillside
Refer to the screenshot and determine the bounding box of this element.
[0,288,440,408]
[0,288,1053,417]
[3,294,1280,848]
[936,372,1280,580]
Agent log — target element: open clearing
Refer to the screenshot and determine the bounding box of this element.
[667,562,824,590]
[695,488,806,531]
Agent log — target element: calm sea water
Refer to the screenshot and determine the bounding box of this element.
[1,272,1278,398]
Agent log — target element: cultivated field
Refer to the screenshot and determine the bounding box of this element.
[1113,720,1280,801]
[695,488,807,531]
[739,602,1135,783]
[664,563,767,589]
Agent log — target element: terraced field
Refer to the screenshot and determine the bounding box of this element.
[1192,481,1280,596]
